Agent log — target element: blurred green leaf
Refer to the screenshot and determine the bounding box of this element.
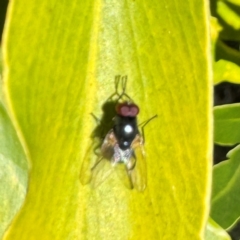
[211,17,221,57]
[225,0,240,6]
[211,16,240,64]
[205,218,231,240]
[211,17,222,42]
[0,103,28,239]
[216,38,240,63]
[219,28,240,42]
[211,145,240,228]
[214,104,240,145]
[2,0,211,239]
[210,17,240,83]
[217,0,240,30]
[214,59,240,84]
[211,0,240,40]
[226,217,240,239]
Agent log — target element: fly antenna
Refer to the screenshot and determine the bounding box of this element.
[117,75,133,102]
[107,75,121,100]
[115,75,121,92]
[121,75,128,93]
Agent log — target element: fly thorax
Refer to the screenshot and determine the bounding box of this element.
[113,145,133,164]
[113,115,138,150]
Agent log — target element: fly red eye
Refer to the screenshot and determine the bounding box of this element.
[116,103,139,117]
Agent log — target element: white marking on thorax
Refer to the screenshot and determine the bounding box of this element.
[124,124,133,133]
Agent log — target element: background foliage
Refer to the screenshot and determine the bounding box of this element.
[211,0,240,239]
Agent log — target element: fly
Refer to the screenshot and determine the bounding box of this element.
[80,75,156,191]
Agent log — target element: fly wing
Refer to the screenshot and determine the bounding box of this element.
[90,157,114,188]
[80,130,117,188]
[129,135,147,192]
[114,163,133,189]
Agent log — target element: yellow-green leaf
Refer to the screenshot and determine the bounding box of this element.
[214,60,240,84]
[225,0,240,6]
[211,145,240,229]
[205,218,231,240]
[214,104,240,145]
[2,0,211,239]
[0,103,28,238]
[217,0,240,30]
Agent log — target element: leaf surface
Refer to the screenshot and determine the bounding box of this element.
[0,103,28,239]
[205,218,231,240]
[214,104,240,145]
[214,60,240,84]
[2,0,211,239]
[211,145,240,229]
